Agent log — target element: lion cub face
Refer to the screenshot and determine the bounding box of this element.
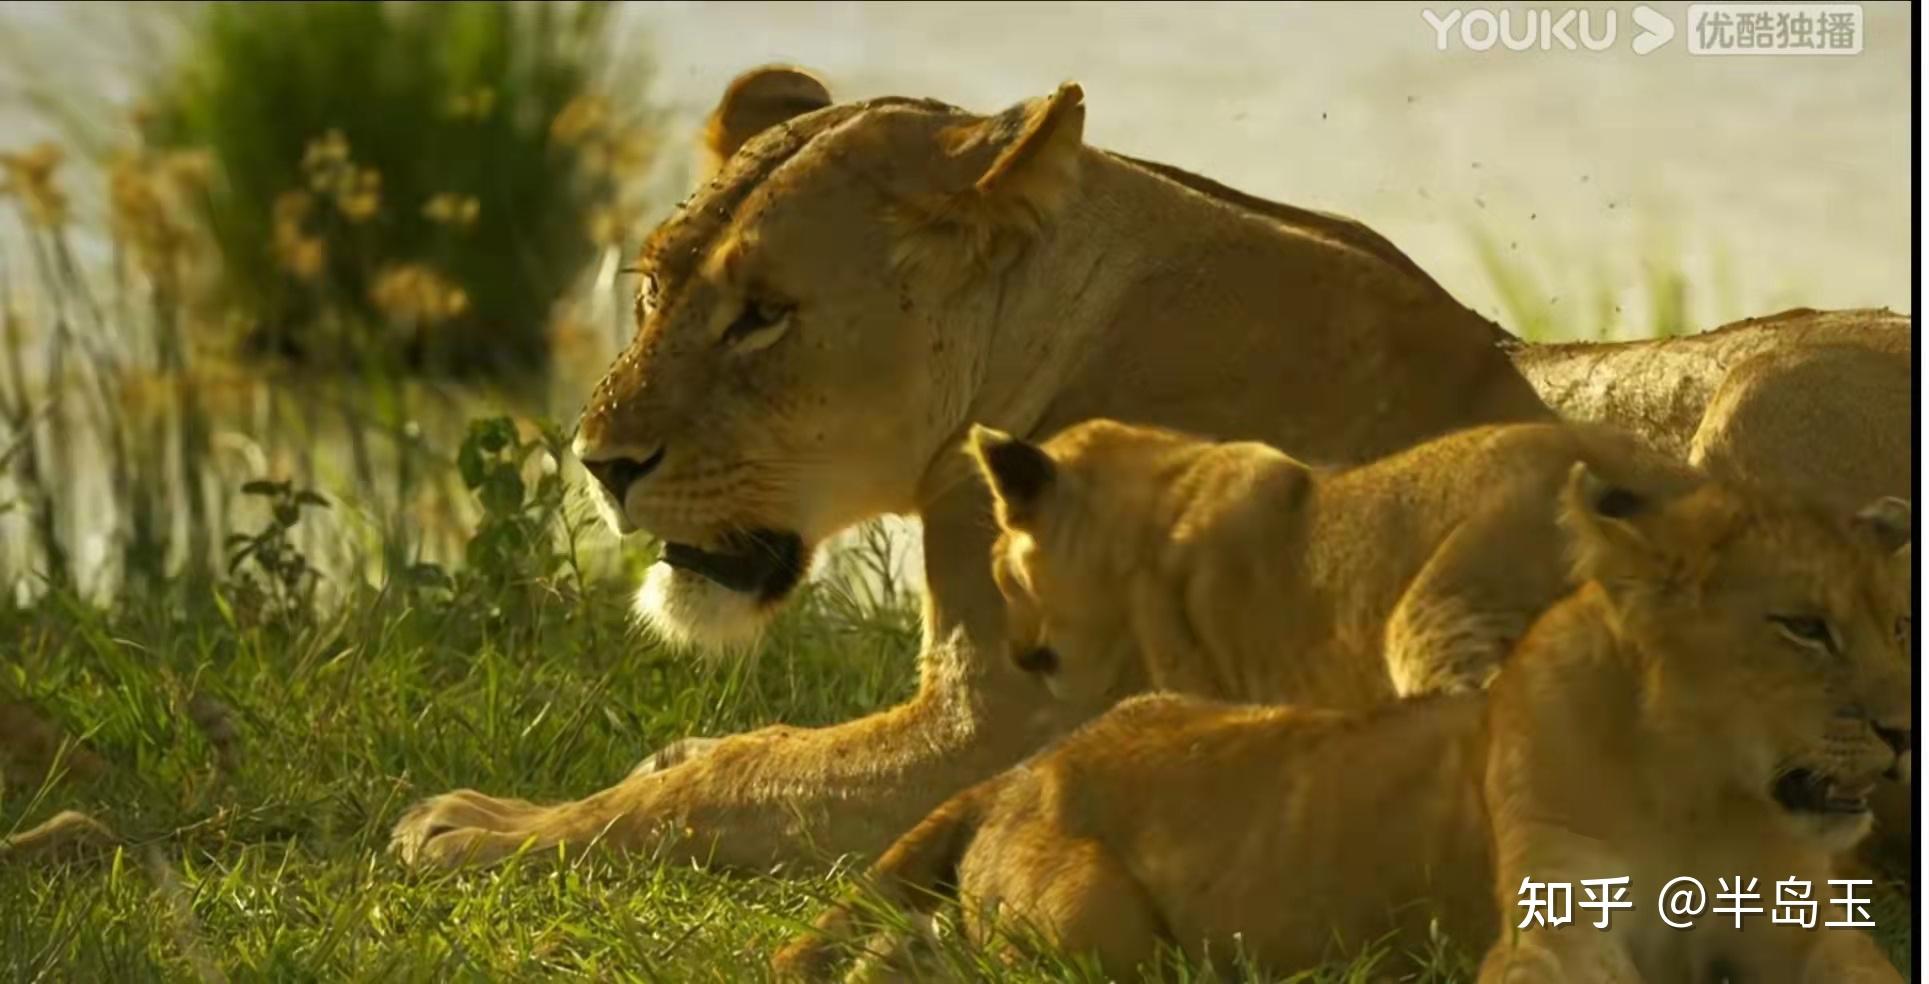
[969,421,1214,707]
[1560,466,1913,853]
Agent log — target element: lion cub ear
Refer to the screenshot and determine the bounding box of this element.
[941,83,1086,230]
[1559,461,1678,589]
[1852,497,1912,556]
[968,424,1057,530]
[701,65,833,179]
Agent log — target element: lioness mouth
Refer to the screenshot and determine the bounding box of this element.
[1772,768,1873,816]
[660,529,806,601]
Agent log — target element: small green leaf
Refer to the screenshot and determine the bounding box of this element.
[479,469,524,516]
[457,439,486,489]
[471,416,516,454]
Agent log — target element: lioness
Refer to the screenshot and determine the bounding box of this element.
[966,417,1699,709]
[390,67,1911,874]
[390,70,1554,867]
[775,466,1912,983]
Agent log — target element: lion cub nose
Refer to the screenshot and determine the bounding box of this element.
[581,446,666,504]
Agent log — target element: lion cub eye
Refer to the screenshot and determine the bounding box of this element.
[723,297,793,351]
[1770,615,1838,654]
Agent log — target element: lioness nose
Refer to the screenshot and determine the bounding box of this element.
[581,447,665,504]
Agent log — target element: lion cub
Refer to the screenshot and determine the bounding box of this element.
[776,466,1912,982]
[971,418,1701,711]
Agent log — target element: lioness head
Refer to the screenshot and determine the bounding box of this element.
[575,67,1091,647]
[1559,464,1912,853]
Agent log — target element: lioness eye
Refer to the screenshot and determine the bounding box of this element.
[1770,615,1837,653]
[723,297,792,348]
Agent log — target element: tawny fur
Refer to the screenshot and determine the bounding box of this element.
[389,67,1913,877]
[969,418,1703,713]
[1512,306,1908,499]
[391,67,1552,870]
[778,471,1911,983]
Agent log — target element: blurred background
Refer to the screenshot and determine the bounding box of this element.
[0,0,1910,601]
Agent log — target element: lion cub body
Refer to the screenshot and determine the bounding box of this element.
[778,470,1910,983]
[981,419,1699,711]
[904,691,1493,973]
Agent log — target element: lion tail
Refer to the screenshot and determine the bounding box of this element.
[772,783,990,981]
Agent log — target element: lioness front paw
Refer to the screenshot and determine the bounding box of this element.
[388,789,552,868]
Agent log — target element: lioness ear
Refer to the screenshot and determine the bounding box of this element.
[1853,497,1913,556]
[968,424,1056,530]
[942,83,1086,229]
[701,65,833,178]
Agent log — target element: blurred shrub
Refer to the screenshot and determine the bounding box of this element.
[138,1,652,386]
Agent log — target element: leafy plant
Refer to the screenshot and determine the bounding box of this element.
[222,478,328,624]
[455,415,572,592]
[138,1,653,385]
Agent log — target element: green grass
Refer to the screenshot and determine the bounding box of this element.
[8,534,1473,983]
[0,544,918,982]
[1,519,1914,982]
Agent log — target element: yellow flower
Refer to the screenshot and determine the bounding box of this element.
[446,87,497,120]
[161,149,217,191]
[299,131,381,221]
[272,190,327,281]
[549,94,608,146]
[281,237,327,281]
[369,263,470,326]
[422,192,480,229]
[108,152,190,288]
[0,142,69,228]
[301,129,351,175]
[336,168,381,223]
